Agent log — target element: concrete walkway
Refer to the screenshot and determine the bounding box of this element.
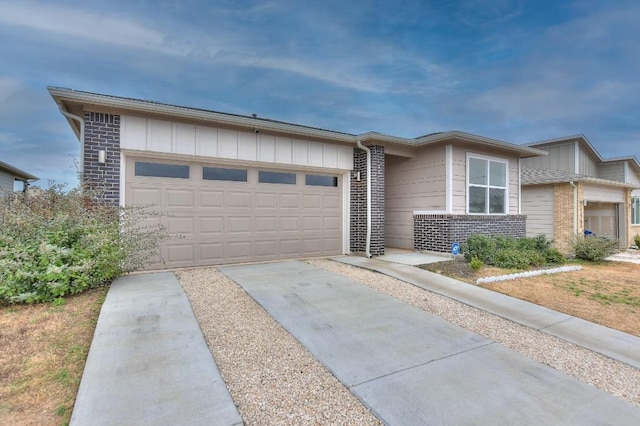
[337,256,640,370]
[220,261,640,425]
[71,273,242,426]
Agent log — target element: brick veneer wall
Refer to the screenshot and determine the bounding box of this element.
[83,112,121,204]
[350,145,385,255]
[553,182,584,255]
[414,214,527,252]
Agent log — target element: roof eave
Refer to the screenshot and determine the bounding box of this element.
[0,161,39,181]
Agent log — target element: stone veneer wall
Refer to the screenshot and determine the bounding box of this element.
[553,182,584,256]
[350,145,385,255]
[83,112,121,204]
[414,214,527,253]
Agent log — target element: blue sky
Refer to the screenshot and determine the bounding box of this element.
[1,0,639,187]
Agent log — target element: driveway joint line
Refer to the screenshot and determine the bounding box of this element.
[350,341,496,388]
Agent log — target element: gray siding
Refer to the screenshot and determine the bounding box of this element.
[578,147,598,176]
[598,162,625,182]
[628,164,640,187]
[0,170,13,195]
[385,145,445,248]
[521,142,576,173]
[521,185,554,240]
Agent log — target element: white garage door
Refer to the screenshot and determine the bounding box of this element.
[125,157,343,268]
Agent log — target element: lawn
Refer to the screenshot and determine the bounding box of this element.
[0,288,106,426]
[422,259,640,337]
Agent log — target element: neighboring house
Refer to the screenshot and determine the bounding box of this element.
[521,135,640,255]
[49,87,546,269]
[0,160,38,196]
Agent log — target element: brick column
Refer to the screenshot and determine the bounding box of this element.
[83,112,121,204]
[350,145,385,255]
[553,182,576,256]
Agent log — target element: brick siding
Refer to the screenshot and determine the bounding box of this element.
[350,145,385,255]
[83,112,121,204]
[414,214,527,252]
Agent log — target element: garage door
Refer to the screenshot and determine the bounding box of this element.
[584,202,617,238]
[125,157,343,268]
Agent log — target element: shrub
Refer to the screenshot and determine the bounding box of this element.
[469,256,483,271]
[461,233,564,269]
[634,234,640,249]
[573,234,619,262]
[0,183,167,304]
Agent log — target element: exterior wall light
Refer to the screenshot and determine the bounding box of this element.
[98,149,107,164]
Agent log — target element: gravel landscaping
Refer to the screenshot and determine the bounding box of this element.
[178,258,640,424]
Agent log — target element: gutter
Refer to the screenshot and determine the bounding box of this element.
[58,105,85,167]
[356,138,372,258]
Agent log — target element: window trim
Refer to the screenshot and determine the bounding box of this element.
[632,196,640,225]
[466,153,509,215]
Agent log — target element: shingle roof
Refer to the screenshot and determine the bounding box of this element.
[522,167,636,188]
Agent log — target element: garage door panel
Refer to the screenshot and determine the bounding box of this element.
[229,217,252,233]
[255,217,277,232]
[228,242,252,261]
[200,243,224,262]
[279,194,299,208]
[129,187,161,206]
[255,193,277,208]
[323,195,340,209]
[280,216,299,231]
[166,217,195,235]
[303,194,321,208]
[200,217,224,235]
[200,190,224,208]
[166,189,195,208]
[166,243,195,263]
[127,156,342,268]
[303,216,322,231]
[229,192,252,208]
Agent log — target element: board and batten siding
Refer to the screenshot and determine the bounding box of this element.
[521,142,576,174]
[578,146,598,176]
[627,165,640,187]
[521,185,554,240]
[583,183,625,203]
[120,115,354,171]
[385,145,446,248]
[0,170,13,195]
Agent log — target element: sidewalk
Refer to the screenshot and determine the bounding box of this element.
[71,272,242,426]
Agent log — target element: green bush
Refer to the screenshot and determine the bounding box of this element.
[469,256,483,271]
[573,234,619,262]
[461,233,565,270]
[0,183,167,304]
[634,234,640,249]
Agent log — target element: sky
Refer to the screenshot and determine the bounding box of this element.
[1,0,639,188]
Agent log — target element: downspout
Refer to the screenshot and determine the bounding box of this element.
[569,181,578,236]
[58,105,85,169]
[356,138,372,258]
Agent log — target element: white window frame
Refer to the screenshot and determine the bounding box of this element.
[632,196,640,225]
[466,153,509,215]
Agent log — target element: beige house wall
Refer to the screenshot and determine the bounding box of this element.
[385,145,446,248]
[521,185,554,240]
[0,170,13,195]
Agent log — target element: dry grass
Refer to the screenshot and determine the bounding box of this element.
[0,288,106,426]
[423,260,640,337]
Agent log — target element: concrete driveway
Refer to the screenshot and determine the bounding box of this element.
[220,260,640,425]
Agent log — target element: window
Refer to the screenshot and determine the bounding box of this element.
[135,162,189,179]
[305,175,338,187]
[203,167,247,182]
[468,156,507,214]
[633,197,640,225]
[259,171,296,185]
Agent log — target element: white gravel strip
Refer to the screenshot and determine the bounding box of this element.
[476,265,583,284]
[178,267,381,426]
[306,258,640,408]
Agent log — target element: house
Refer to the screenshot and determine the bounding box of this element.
[0,160,38,196]
[521,135,640,255]
[49,87,546,269]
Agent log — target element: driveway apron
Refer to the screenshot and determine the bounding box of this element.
[220,260,640,425]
